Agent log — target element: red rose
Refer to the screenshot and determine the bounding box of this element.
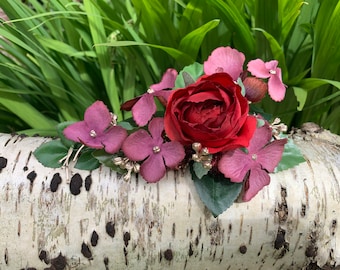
[164,72,257,154]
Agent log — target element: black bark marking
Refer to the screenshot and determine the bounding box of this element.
[274,227,289,258]
[39,249,50,264]
[27,170,37,193]
[4,248,8,265]
[20,268,36,270]
[305,244,318,258]
[164,249,173,261]
[188,242,193,256]
[331,219,337,236]
[277,186,288,224]
[23,166,28,171]
[50,253,67,270]
[123,247,128,266]
[239,245,247,254]
[27,171,37,183]
[50,173,62,192]
[104,257,109,270]
[70,173,83,195]
[172,223,176,238]
[90,230,99,247]
[81,242,93,260]
[123,231,131,247]
[301,203,306,217]
[274,227,286,249]
[0,157,8,172]
[106,222,115,238]
[84,175,92,191]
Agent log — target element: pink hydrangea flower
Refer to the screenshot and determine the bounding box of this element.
[218,123,287,202]
[121,68,178,126]
[63,101,127,154]
[122,118,185,183]
[203,46,245,80]
[247,59,286,102]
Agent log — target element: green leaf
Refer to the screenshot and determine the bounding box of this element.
[75,150,100,171]
[33,140,69,168]
[275,136,305,172]
[175,62,203,89]
[293,87,307,111]
[192,162,210,179]
[92,149,125,174]
[191,167,243,217]
[178,19,220,59]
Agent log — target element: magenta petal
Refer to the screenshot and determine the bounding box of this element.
[247,125,272,154]
[218,150,251,182]
[154,89,173,101]
[204,47,245,80]
[257,138,287,172]
[122,130,153,161]
[64,121,88,143]
[242,166,270,202]
[64,121,103,148]
[148,118,164,142]
[247,59,270,79]
[84,101,112,132]
[161,141,185,168]
[149,68,178,91]
[268,69,286,102]
[140,154,166,183]
[132,94,156,126]
[101,126,128,154]
[264,60,278,71]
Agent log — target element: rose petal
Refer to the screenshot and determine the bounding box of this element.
[204,47,245,80]
[84,101,112,133]
[122,129,153,161]
[247,59,270,79]
[150,68,178,91]
[218,149,251,182]
[101,126,128,154]
[268,68,286,102]
[132,94,157,126]
[140,154,166,183]
[256,138,287,172]
[161,141,185,168]
[242,165,270,202]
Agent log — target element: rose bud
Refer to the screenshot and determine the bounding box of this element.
[243,77,268,103]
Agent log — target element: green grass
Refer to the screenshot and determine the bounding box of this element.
[0,0,339,135]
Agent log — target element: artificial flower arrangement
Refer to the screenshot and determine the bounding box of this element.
[34,46,305,216]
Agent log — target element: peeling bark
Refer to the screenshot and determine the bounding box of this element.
[0,124,339,269]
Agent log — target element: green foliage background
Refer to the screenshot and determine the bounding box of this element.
[0,0,339,135]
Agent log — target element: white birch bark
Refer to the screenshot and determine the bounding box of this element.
[0,123,339,269]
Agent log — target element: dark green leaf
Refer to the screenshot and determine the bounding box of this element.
[92,150,126,174]
[75,150,100,171]
[33,139,69,168]
[191,168,243,217]
[275,136,305,172]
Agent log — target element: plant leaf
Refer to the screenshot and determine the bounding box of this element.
[191,167,243,217]
[275,136,305,172]
[175,62,203,89]
[75,150,100,171]
[192,162,210,179]
[33,139,69,168]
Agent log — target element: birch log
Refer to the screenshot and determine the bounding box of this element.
[0,123,339,270]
